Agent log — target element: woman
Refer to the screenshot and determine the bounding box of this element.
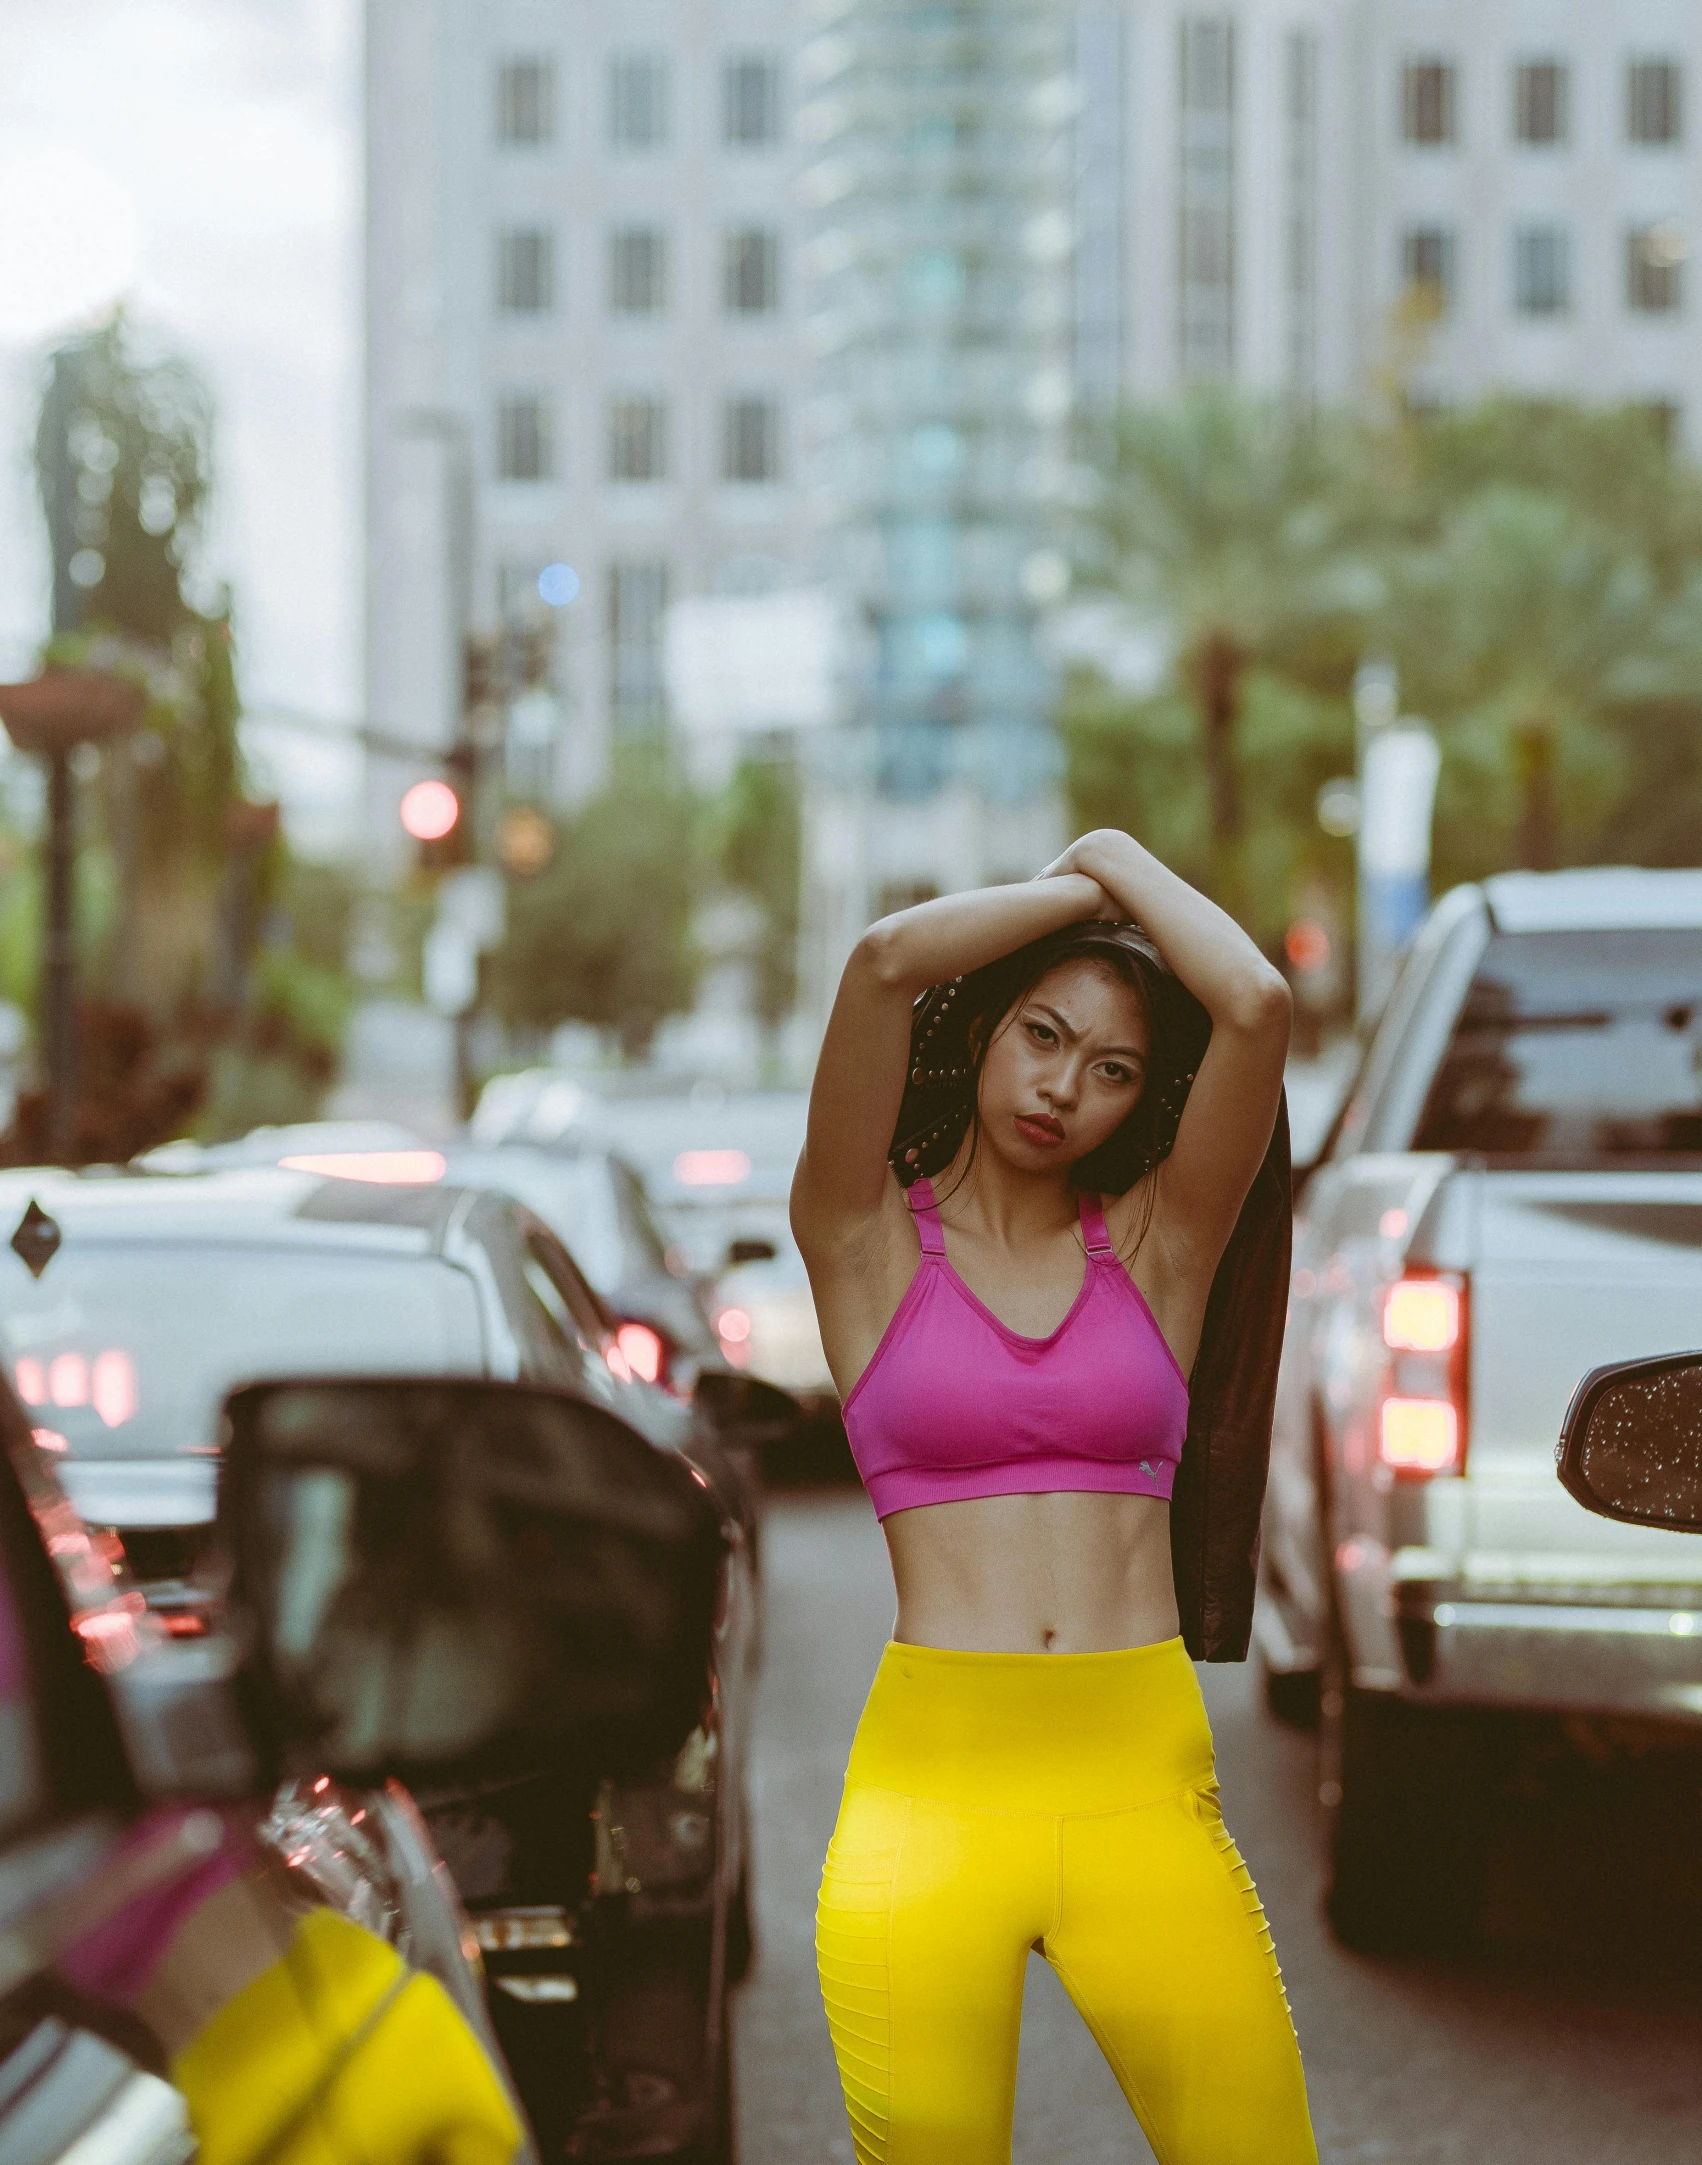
[791,827,1316,2164]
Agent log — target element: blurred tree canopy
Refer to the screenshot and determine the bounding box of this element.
[491,747,802,1057]
[708,753,801,1027]
[1067,392,1702,952]
[3,313,348,1159]
[492,747,701,1058]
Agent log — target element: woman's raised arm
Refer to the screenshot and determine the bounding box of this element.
[1039,830,1291,1275]
[791,874,1113,1252]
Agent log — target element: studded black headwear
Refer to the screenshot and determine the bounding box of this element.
[887,920,1212,1194]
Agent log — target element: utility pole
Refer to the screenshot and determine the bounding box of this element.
[0,670,146,1159]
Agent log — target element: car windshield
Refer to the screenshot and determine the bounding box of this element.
[0,1242,485,1461]
[1414,930,1702,1161]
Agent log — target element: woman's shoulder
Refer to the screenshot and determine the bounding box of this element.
[793,1158,917,1271]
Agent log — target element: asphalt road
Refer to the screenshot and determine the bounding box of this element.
[734,1491,1702,2164]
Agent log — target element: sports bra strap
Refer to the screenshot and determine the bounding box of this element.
[1078,1190,1115,1257]
[907,1177,947,1256]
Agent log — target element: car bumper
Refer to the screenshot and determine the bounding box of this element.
[1392,1589,1702,1721]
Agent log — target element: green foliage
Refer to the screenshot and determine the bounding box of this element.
[1071,390,1702,944]
[708,754,801,1024]
[8,313,353,1158]
[1060,668,1353,951]
[491,748,701,1056]
[1084,390,1377,678]
[35,314,212,643]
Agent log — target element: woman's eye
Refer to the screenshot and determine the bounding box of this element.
[1027,1022,1055,1044]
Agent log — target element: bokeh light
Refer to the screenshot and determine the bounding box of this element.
[399,778,460,841]
[538,562,581,607]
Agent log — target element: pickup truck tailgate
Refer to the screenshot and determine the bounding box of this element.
[1465,1173,1702,1570]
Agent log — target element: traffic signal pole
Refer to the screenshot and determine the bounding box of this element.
[399,410,484,1120]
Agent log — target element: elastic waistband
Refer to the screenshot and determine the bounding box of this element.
[844,1636,1215,1817]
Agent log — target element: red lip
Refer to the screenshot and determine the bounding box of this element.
[1015,1114,1065,1146]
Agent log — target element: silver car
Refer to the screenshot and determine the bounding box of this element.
[1258,868,1702,1948]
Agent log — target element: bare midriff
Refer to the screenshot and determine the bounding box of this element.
[883,1489,1180,1655]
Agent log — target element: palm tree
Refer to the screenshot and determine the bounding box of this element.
[1079,389,1378,914]
[1378,483,1678,877]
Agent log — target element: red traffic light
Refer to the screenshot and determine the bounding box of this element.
[400,779,461,842]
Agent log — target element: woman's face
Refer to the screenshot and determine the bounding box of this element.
[976,960,1149,1175]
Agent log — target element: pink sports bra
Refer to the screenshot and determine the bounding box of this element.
[841,1178,1190,1521]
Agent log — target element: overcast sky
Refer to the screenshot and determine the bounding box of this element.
[0,0,359,730]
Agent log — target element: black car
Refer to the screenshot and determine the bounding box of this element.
[0,1164,764,2162]
[0,1342,742,2163]
[437,1141,734,1396]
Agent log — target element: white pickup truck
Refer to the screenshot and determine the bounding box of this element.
[1258,867,1702,1950]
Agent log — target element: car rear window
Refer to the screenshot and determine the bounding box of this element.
[0,1243,486,1461]
[448,1152,628,1294]
[1414,929,1702,1161]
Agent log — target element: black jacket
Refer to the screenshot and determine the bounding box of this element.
[1169,1091,1292,1661]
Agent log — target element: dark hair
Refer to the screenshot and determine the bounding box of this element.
[888,920,1211,1206]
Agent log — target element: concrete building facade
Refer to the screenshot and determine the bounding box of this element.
[364,0,1702,967]
[1079,1,1702,438]
[365,0,813,859]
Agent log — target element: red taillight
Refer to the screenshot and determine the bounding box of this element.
[716,1306,752,1371]
[1377,1271,1468,1479]
[1383,1279,1459,1353]
[615,1321,666,1386]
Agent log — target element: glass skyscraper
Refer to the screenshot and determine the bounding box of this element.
[797,0,1074,923]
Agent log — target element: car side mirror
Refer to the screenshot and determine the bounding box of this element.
[1556,1351,1702,1533]
[219,1378,725,1788]
[724,1237,777,1268]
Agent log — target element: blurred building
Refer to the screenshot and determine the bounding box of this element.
[1076,1,1702,443]
[364,0,1702,967]
[794,0,1076,1008]
[364,0,812,859]
[1355,2,1701,442]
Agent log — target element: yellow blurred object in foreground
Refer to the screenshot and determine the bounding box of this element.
[174,1906,522,2165]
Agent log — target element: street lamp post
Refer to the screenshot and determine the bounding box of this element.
[0,669,147,1160]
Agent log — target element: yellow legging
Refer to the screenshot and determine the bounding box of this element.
[817,1638,1317,2165]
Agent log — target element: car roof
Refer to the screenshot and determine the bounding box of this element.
[0,1165,483,1258]
[1482,868,1702,934]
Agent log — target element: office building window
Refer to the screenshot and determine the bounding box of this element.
[498,396,553,481]
[1403,59,1458,146]
[1179,16,1236,380]
[608,397,668,481]
[1514,226,1571,316]
[608,562,669,734]
[1515,60,1569,145]
[724,54,781,145]
[1285,29,1320,398]
[724,228,780,314]
[1403,226,1457,314]
[497,229,554,314]
[1628,225,1685,313]
[723,397,781,483]
[1629,61,1683,145]
[610,53,669,148]
[496,57,554,145]
[609,228,668,314]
